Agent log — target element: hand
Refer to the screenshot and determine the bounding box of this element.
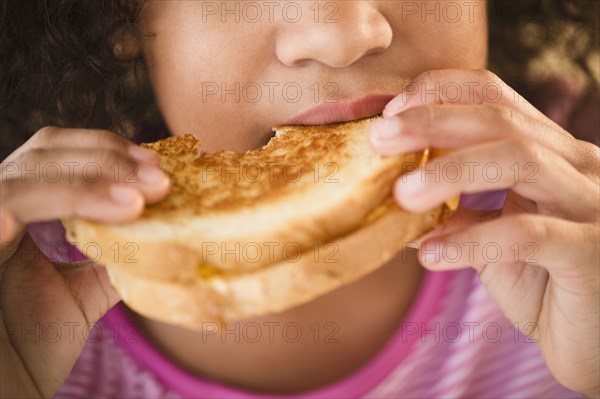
[0,127,170,398]
[368,69,600,397]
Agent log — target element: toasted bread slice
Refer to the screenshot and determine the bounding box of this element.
[63,117,427,279]
[103,203,450,327]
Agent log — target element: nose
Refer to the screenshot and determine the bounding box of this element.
[275,1,393,68]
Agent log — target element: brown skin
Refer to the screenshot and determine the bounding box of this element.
[371,69,600,397]
[0,128,169,398]
[131,0,485,391]
[139,0,487,151]
[1,0,598,397]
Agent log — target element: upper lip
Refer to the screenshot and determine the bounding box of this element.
[285,94,396,125]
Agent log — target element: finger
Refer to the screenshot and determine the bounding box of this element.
[5,126,159,165]
[369,104,600,179]
[1,235,121,397]
[1,177,146,232]
[382,69,565,134]
[415,213,599,328]
[394,138,598,222]
[0,209,25,258]
[0,145,174,237]
[409,207,501,247]
[54,261,121,323]
[1,147,169,203]
[417,214,599,282]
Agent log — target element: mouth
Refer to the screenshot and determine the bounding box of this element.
[284,94,396,126]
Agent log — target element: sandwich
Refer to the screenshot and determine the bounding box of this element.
[62,117,455,330]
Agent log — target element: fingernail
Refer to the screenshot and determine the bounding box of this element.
[0,211,11,239]
[128,145,158,162]
[110,185,142,205]
[137,165,168,185]
[396,173,426,196]
[369,118,402,140]
[383,92,408,117]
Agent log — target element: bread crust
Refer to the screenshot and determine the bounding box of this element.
[105,204,450,329]
[63,117,428,277]
[60,118,453,329]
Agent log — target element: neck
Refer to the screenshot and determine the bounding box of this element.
[132,250,424,393]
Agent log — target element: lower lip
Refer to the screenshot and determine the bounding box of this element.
[287,95,395,125]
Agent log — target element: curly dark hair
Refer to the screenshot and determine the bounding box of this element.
[1,0,599,160]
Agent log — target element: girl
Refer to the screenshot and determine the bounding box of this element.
[1,1,598,398]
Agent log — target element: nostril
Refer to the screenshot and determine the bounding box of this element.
[278,57,312,68]
[363,47,386,57]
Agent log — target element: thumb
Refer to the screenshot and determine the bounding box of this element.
[54,261,121,324]
[27,220,121,322]
[411,207,500,248]
[1,234,120,398]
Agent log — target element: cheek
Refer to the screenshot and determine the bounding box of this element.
[141,0,490,153]
[424,23,488,70]
[386,2,488,71]
[142,10,274,152]
[435,18,488,68]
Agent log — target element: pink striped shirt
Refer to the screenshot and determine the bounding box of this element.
[49,263,580,398]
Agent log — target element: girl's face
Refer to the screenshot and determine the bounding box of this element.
[139,1,488,152]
